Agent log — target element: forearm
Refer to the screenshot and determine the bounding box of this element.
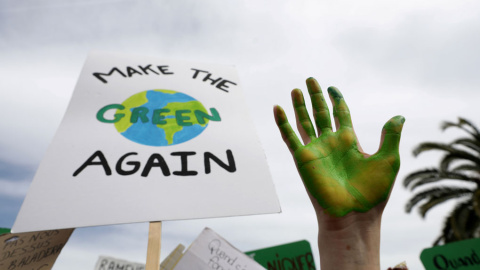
[274,78,403,270]
[315,204,384,270]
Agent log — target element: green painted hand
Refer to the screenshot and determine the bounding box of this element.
[274,78,405,217]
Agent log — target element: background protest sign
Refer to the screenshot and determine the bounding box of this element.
[160,244,185,270]
[245,240,315,270]
[173,227,264,270]
[420,238,480,270]
[0,228,10,236]
[93,244,185,270]
[0,228,73,270]
[13,52,280,233]
[94,256,145,270]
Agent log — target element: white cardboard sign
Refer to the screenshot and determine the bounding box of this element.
[13,52,280,232]
[94,256,145,270]
[173,227,265,270]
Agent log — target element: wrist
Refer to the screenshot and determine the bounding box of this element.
[315,204,385,270]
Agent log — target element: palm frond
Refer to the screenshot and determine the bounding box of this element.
[409,171,480,191]
[404,168,480,190]
[405,187,473,214]
[403,168,440,188]
[419,193,472,218]
[412,143,480,165]
[450,138,480,154]
[412,142,455,157]
[459,118,480,136]
[452,163,480,174]
[442,118,480,141]
[440,153,480,172]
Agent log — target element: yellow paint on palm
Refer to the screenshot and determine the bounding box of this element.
[275,77,405,217]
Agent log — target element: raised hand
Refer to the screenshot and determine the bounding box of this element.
[274,77,405,217]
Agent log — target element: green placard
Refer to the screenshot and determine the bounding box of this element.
[420,238,480,270]
[245,240,316,270]
[0,228,10,236]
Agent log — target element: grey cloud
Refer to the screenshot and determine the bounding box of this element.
[334,8,480,89]
[0,156,35,181]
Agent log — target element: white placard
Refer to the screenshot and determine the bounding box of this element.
[13,51,280,232]
[174,227,265,270]
[94,256,145,270]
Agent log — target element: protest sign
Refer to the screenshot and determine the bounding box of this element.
[245,240,315,270]
[0,228,10,236]
[93,243,185,270]
[160,244,184,270]
[173,227,265,270]
[0,228,73,270]
[420,238,480,270]
[94,256,145,270]
[13,52,280,233]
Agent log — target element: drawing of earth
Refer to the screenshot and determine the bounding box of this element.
[114,89,210,146]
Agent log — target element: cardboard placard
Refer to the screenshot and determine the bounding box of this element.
[245,240,316,270]
[173,227,265,270]
[0,228,73,270]
[13,52,280,233]
[420,238,480,270]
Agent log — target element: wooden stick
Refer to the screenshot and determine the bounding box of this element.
[146,221,162,270]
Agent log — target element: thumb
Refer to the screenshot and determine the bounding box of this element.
[378,115,405,155]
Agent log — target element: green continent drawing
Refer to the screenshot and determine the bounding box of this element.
[115,91,149,133]
[113,89,213,146]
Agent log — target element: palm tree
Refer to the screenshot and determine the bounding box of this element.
[404,117,480,246]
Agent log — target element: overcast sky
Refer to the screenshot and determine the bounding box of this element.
[2,1,480,269]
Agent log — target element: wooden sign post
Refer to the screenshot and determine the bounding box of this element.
[146,221,163,270]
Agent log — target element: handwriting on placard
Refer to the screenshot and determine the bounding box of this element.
[265,252,315,270]
[0,229,73,270]
[92,65,237,92]
[207,239,248,270]
[95,256,145,270]
[431,249,480,270]
[72,150,237,177]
